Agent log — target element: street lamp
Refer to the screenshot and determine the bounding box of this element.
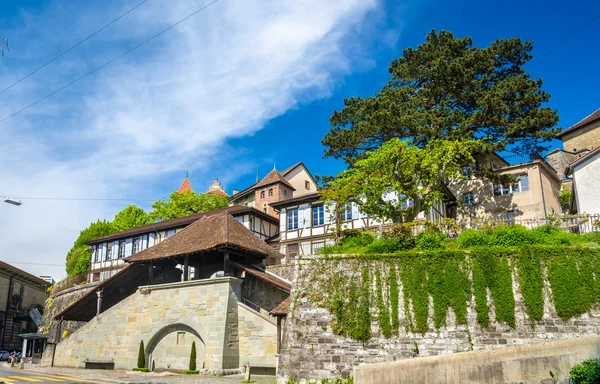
[3,197,22,206]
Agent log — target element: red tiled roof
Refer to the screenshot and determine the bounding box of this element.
[556,108,600,139]
[177,178,193,193]
[230,262,291,292]
[270,297,290,316]
[254,169,295,190]
[126,212,284,262]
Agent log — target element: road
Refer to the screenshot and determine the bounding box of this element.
[0,365,98,384]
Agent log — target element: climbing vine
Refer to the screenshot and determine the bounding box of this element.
[306,246,600,343]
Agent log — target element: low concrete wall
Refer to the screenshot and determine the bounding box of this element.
[354,335,600,384]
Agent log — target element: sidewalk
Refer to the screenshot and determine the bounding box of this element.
[21,365,277,384]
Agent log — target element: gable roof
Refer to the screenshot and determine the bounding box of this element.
[177,178,193,193]
[568,146,600,170]
[270,297,290,316]
[254,169,295,190]
[229,162,308,201]
[86,205,278,245]
[556,108,600,139]
[126,212,283,262]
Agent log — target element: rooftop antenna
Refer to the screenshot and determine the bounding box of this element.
[186,171,189,178]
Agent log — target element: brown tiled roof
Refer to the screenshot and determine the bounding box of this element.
[0,260,51,288]
[86,205,277,245]
[254,169,295,190]
[568,146,600,169]
[270,297,290,316]
[230,165,303,201]
[556,108,600,139]
[178,178,193,193]
[230,262,291,292]
[208,189,229,197]
[126,212,283,262]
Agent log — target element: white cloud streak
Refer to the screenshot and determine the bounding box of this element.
[0,0,388,279]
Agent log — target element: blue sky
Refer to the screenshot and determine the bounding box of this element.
[0,0,598,279]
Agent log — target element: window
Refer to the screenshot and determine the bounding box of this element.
[103,271,111,279]
[106,243,113,260]
[283,189,288,196]
[260,190,265,198]
[288,209,299,230]
[269,188,273,197]
[263,204,268,213]
[92,272,100,282]
[463,192,474,205]
[305,181,310,190]
[118,240,126,258]
[313,205,324,226]
[132,237,141,255]
[94,245,102,262]
[340,204,353,221]
[461,165,472,177]
[493,175,530,196]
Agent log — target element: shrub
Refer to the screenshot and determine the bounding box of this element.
[382,224,416,249]
[456,229,490,248]
[132,368,149,372]
[189,341,197,371]
[570,358,600,384]
[137,340,145,369]
[184,370,199,374]
[488,225,536,247]
[365,238,404,254]
[416,232,445,250]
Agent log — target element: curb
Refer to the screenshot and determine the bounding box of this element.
[17,367,123,384]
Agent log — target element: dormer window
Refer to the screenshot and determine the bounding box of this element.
[269,188,273,197]
[283,189,288,196]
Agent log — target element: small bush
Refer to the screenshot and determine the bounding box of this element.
[132,368,149,372]
[137,340,145,369]
[416,232,445,250]
[456,229,490,248]
[488,225,536,247]
[184,370,199,374]
[365,238,405,254]
[570,358,600,384]
[383,224,416,249]
[189,341,197,371]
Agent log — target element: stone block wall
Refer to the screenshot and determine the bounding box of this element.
[277,257,600,383]
[237,303,278,368]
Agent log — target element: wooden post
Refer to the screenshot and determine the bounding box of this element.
[183,256,189,281]
[277,316,282,354]
[149,262,154,285]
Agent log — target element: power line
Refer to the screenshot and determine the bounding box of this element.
[0,0,150,96]
[2,261,63,267]
[0,0,220,124]
[0,195,155,202]
[528,12,600,69]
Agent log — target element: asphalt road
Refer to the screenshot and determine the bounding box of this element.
[0,365,98,384]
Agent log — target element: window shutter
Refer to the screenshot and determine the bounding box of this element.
[298,207,305,229]
[299,204,311,228]
[148,233,155,247]
[304,205,312,228]
[324,202,335,224]
[280,208,287,232]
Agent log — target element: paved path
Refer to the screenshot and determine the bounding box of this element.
[0,364,99,384]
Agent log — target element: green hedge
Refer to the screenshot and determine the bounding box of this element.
[311,245,600,342]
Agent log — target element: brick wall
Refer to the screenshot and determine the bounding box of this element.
[255,183,293,218]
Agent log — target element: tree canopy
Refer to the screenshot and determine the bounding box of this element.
[321,139,478,223]
[112,205,152,232]
[65,219,115,276]
[322,30,559,165]
[149,191,228,222]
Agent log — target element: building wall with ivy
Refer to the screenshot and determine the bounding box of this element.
[277,246,600,382]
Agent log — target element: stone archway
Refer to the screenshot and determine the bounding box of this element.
[146,323,206,371]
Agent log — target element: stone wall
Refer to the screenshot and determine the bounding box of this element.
[277,256,600,383]
[49,277,279,373]
[266,265,295,282]
[354,335,600,384]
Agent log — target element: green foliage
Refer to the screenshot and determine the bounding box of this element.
[184,370,199,374]
[570,358,600,384]
[388,263,400,335]
[416,232,445,250]
[189,341,197,371]
[355,266,372,343]
[365,238,406,254]
[285,377,300,384]
[516,247,544,327]
[321,231,374,255]
[323,29,559,165]
[399,254,429,333]
[375,269,391,338]
[112,205,152,232]
[456,229,490,248]
[471,248,515,328]
[559,189,572,212]
[132,367,149,372]
[137,340,145,369]
[321,139,479,223]
[320,377,354,384]
[150,191,228,221]
[65,220,115,276]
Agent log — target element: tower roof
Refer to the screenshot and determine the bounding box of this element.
[254,169,295,190]
[177,178,193,193]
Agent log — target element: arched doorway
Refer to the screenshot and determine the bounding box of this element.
[146,323,206,371]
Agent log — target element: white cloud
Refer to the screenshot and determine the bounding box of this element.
[0,0,389,280]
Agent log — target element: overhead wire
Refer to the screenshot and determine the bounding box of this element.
[0,195,156,202]
[0,0,150,96]
[0,0,220,124]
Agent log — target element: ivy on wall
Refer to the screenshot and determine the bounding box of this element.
[308,245,600,343]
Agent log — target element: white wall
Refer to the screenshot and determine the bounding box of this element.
[573,153,600,214]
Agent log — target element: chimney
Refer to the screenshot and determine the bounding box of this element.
[233,189,239,195]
